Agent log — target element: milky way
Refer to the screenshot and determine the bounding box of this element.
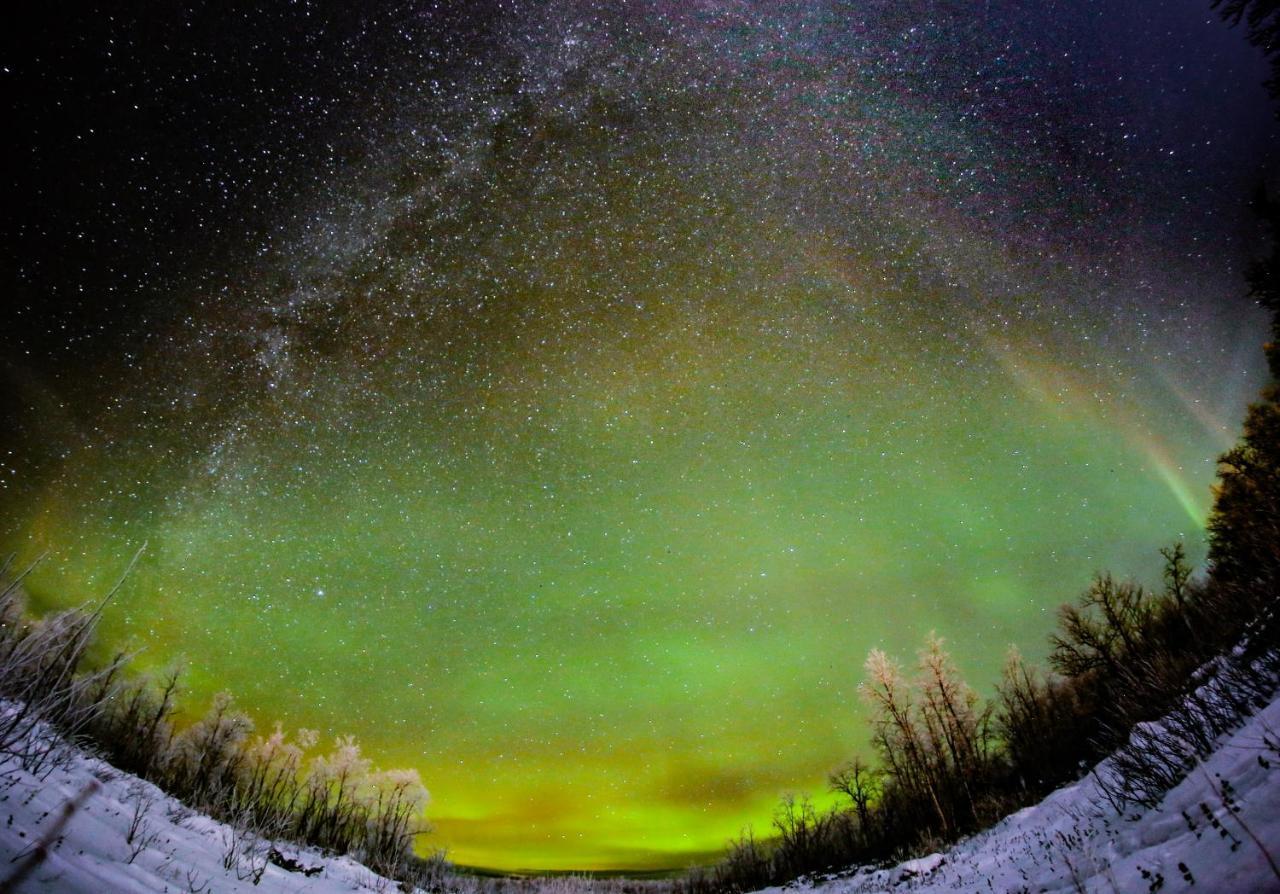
[2,0,1276,870]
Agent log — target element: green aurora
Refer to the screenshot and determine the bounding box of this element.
[1,0,1273,872]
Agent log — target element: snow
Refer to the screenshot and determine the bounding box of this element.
[3,693,1280,893]
[756,695,1280,894]
[0,726,413,893]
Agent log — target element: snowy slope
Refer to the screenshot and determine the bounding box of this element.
[0,732,415,893]
[758,696,1280,894]
[4,694,1280,893]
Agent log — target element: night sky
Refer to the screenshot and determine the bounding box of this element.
[2,0,1277,871]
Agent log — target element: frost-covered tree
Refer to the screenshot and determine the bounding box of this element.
[859,635,995,838]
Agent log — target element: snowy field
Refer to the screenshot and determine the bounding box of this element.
[2,694,1279,893]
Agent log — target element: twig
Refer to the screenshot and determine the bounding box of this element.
[1202,768,1280,882]
[0,779,99,893]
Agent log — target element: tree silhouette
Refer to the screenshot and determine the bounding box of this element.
[1215,0,1280,99]
[1205,1,1280,616]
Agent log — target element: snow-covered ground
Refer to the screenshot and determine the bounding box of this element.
[0,730,415,893]
[3,693,1280,893]
[761,695,1280,894]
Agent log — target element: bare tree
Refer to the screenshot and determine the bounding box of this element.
[828,756,880,834]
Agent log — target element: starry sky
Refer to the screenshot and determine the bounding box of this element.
[1,0,1277,872]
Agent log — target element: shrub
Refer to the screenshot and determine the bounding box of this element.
[0,553,432,888]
